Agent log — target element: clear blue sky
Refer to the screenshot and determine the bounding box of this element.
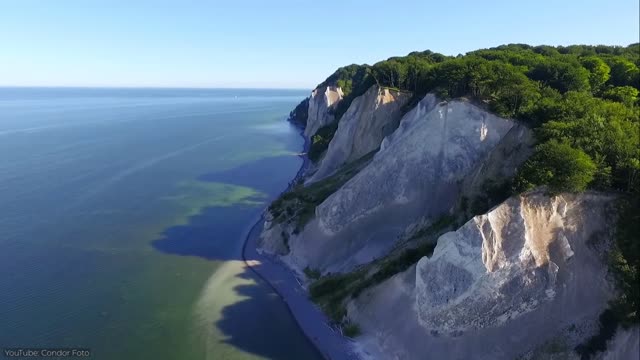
[1,0,638,89]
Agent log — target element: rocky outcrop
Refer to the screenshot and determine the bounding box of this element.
[416,193,612,333]
[288,97,310,127]
[458,122,534,204]
[347,191,617,360]
[308,86,411,183]
[286,95,515,273]
[258,212,290,256]
[304,86,344,138]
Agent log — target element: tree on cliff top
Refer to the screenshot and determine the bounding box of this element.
[515,140,597,193]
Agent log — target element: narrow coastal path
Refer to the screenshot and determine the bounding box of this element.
[239,130,360,360]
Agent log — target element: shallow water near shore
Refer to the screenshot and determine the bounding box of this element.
[0,87,323,360]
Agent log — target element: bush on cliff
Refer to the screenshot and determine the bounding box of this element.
[515,140,597,193]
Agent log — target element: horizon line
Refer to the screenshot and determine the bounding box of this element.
[0,85,313,91]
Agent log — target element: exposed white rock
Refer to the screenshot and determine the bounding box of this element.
[308,85,410,183]
[459,122,534,202]
[304,85,343,138]
[416,193,601,333]
[258,213,289,256]
[349,192,616,360]
[288,95,515,272]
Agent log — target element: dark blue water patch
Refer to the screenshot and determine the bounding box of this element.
[153,154,302,260]
[216,266,324,360]
[152,203,262,260]
[198,154,302,194]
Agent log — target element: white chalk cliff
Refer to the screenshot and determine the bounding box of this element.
[285,94,514,273]
[304,85,344,138]
[308,85,410,182]
[348,192,616,359]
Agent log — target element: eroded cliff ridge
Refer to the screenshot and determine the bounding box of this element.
[308,85,410,183]
[347,192,616,359]
[304,85,343,138]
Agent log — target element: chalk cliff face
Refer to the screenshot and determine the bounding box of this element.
[287,95,514,273]
[348,192,616,359]
[308,85,410,182]
[417,193,610,333]
[459,122,534,203]
[304,85,344,138]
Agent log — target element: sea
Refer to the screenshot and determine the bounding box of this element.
[0,87,323,360]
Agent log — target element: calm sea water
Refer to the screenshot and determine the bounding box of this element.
[0,87,322,360]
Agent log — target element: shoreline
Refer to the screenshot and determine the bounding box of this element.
[239,121,359,360]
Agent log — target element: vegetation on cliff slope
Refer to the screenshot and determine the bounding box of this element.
[268,151,375,233]
[308,214,455,325]
[288,96,309,127]
[308,122,338,162]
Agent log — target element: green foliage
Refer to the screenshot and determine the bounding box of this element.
[515,140,596,193]
[527,58,591,93]
[350,241,436,298]
[316,43,637,124]
[332,70,376,121]
[336,79,352,97]
[342,322,361,338]
[308,123,337,162]
[532,93,639,191]
[320,64,369,92]
[602,86,639,106]
[370,51,446,93]
[580,56,611,92]
[268,151,375,232]
[318,64,376,122]
[606,57,640,88]
[289,97,309,127]
[308,214,452,326]
[309,269,366,323]
[303,266,321,280]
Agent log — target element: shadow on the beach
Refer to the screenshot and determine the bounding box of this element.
[215,266,324,360]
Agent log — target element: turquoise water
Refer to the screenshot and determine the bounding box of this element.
[0,88,322,360]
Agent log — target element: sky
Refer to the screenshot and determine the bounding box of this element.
[1,0,638,89]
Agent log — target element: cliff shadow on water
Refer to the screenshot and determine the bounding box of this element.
[152,155,302,260]
[212,265,324,360]
[150,152,323,360]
